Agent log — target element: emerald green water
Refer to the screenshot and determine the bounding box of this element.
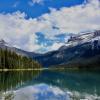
[0,70,100,100]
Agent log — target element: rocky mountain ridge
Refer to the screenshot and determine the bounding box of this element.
[0,30,100,67]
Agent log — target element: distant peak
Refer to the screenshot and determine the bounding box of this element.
[0,39,7,45]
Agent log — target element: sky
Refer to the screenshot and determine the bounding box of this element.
[0,0,100,53]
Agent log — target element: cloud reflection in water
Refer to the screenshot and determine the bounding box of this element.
[14,83,70,100]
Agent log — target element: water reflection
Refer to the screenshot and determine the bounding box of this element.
[13,84,70,100]
[0,70,100,100]
[39,70,100,95]
[0,70,41,91]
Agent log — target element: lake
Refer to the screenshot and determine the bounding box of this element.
[0,70,100,100]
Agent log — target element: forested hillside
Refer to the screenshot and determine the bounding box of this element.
[0,48,41,69]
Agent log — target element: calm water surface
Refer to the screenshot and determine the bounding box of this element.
[0,70,100,100]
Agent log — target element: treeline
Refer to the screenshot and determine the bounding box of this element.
[54,56,100,70]
[0,48,41,69]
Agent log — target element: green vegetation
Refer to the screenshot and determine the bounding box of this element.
[0,70,41,91]
[0,70,41,99]
[52,56,100,71]
[0,48,41,69]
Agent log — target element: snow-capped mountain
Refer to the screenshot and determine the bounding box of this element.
[34,30,100,67]
[63,30,100,49]
[1,30,100,67]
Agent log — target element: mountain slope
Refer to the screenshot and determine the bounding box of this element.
[0,39,40,58]
[1,30,100,68]
[34,30,100,67]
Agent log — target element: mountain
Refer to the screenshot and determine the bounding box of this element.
[0,45,42,70]
[1,30,100,68]
[0,39,40,59]
[34,30,100,68]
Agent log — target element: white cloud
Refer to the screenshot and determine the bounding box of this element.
[29,0,44,6]
[13,1,19,8]
[0,11,40,51]
[32,0,43,3]
[44,0,100,34]
[0,0,100,53]
[49,42,65,51]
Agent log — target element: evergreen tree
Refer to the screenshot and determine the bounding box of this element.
[0,48,41,69]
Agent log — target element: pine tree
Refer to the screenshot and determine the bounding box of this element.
[0,48,41,69]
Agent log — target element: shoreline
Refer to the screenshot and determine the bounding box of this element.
[0,68,77,72]
[0,68,49,72]
[0,67,99,72]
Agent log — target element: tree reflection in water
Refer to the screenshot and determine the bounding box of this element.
[0,70,100,100]
[0,70,41,99]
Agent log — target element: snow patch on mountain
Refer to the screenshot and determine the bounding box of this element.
[60,30,100,49]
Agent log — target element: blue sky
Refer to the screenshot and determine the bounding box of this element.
[0,0,100,53]
[0,0,84,18]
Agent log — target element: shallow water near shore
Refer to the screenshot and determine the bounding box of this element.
[0,69,100,100]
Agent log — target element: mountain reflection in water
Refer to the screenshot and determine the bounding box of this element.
[0,70,100,100]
